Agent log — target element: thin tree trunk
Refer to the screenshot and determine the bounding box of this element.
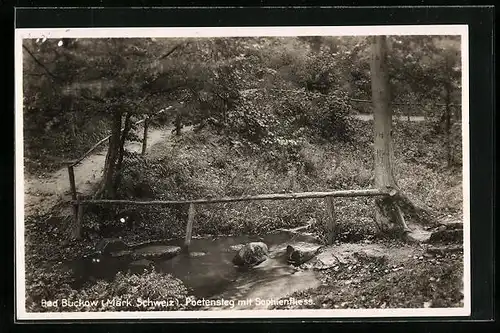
[175,110,182,136]
[222,99,227,128]
[95,110,123,199]
[113,112,132,191]
[444,56,452,167]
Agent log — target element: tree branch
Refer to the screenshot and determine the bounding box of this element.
[142,42,188,90]
[158,43,184,60]
[23,44,63,83]
[24,44,110,106]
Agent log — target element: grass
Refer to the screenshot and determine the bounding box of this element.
[108,118,462,241]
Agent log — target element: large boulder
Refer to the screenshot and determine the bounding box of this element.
[232,242,269,267]
[131,245,181,260]
[286,242,323,266]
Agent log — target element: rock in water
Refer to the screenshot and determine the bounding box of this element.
[286,242,323,266]
[188,251,206,258]
[232,242,269,267]
[110,249,134,258]
[229,244,245,252]
[129,259,155,273]
[95,238,130,255]
[131,245,181,260]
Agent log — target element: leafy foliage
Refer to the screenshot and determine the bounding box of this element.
[28,270,190,312]
[24,35,461,176]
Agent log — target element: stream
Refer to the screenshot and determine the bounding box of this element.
[71,230,323,310]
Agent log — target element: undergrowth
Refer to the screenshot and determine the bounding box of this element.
[83,119,464,242]
[24,118,110,175]
[272,251,464,309]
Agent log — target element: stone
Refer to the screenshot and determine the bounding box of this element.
[232,242,269,267]
[286,242,323,266]
[354,247,387,263]
[95,238,130,255]
[110,249,134,258]
[303,250,352,270]
[188,251,207,258]
[229,244,245,252]
[131,245,181,260]
[405,228,432,243]
[441,222,463,230]
[428,229,463,243]
[426,244,463,255]
[129,259,155,273]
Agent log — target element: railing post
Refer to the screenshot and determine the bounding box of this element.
[141,116,149,156]
[67,165,81,240]
[71,195,83,240]
[182,203,196,253]
[67,164,77,201]
[324,196,337,245]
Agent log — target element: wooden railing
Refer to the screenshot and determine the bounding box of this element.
[71,188,395,251]
[65,109,168,235]
[64,109,167,169]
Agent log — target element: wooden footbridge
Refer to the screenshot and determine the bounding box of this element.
[62,110,397,251]
[69,187,395,252]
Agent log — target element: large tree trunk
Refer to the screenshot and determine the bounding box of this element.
[371,36,396,189]
[370,36,410,234]
[370,36,437,234]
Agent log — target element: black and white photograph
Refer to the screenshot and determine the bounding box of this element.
[15,25,470,320]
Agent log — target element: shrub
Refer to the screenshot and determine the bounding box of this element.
[32,270,191,312]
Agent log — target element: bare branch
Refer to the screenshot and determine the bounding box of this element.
[23,44,63,83]
[158,43,184,60]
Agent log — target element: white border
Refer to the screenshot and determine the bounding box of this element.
[15,25,470,320]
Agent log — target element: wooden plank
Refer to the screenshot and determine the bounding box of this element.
[76,188,391,206]
[324,196,337,245]
[183,203,196,252]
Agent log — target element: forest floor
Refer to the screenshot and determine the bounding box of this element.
[272,237,464,309]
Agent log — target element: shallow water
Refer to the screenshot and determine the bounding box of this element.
[72,231,322,309]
